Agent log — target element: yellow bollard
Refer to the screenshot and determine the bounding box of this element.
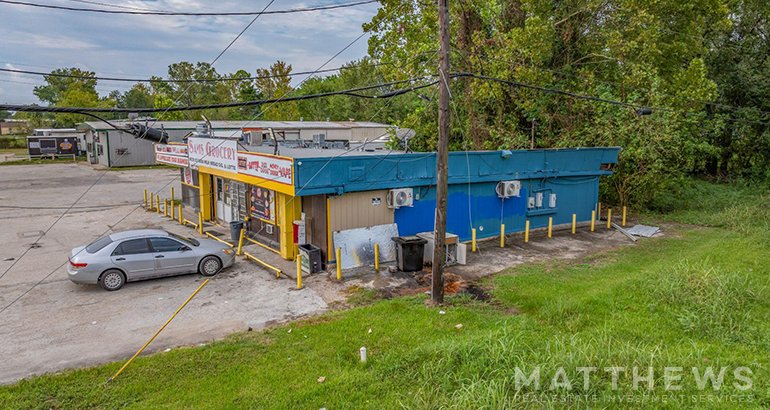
[572,214,576,234]
[170,187,174,204]
[471,228,477,252]
[144,189,148,207]
[170,200,175,220]
[524,221,530,243]
[548,217,553,238]
[500,224,505,247]
[622,206,627,227]
[150,192,154,209]
[178,204,183,225]
[156,196,161,214]
[607,209,612,229]
[374,243,380,271]
[336,248,342,280]
[237,227,245,256]
[198,212,203,235]
[591,211,595,232]
[164,199,168,217]
[296,257,302,289]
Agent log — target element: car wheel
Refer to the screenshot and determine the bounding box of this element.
[199,256,222,277]
[100,269,125,291]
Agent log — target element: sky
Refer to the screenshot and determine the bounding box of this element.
[0,0,381,105]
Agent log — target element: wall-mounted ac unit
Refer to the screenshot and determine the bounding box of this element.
[387,188,414,209]
[496,180,521,198]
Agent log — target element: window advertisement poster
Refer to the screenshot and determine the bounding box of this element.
[250,186,275,222]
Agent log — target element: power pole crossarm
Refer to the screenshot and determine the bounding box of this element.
[432,0,450,305]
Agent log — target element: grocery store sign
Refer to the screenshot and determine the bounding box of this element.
[188,137,238,172]
[155,143,189,167]
[237,151,293,185]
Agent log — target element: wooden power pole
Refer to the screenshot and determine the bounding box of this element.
[432,0,450,305]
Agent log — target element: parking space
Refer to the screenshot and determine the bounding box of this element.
[0,163,327,384]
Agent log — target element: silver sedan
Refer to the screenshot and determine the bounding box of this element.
[67,229,236,291]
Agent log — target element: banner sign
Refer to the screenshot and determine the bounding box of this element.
[250,186,275,222]
[237,152,293,185]
[155,143,189,167]
[188,137,238,172]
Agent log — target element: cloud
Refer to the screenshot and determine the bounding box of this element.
[0,0,381,104]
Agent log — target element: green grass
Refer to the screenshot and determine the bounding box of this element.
[107,164,175,171]
[0,156,85,166]
[2,179,769,409]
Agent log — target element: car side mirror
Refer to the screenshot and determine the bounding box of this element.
[181,246,191,251]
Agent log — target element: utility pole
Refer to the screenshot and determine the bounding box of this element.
[432,0,450,305]
[530,119,535,149]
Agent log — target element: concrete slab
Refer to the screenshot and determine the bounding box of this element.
[0,163,327,384]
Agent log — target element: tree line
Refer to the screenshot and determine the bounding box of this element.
[9,0,770,208]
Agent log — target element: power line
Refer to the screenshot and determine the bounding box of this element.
[0,0,378,16]
[454,49,770,117]
[0,0,279,284]
[0,60,408,83]
[453,72,770,127]
[0,77,439,113]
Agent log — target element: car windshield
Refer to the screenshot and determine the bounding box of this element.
[168,232,200,247]
[85,236,113,253]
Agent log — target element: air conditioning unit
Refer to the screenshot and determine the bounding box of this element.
[387,188,414,209]
[496,180,521,198]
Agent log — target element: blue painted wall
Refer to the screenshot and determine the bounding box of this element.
[294,147,620,196]
[394,176,600,241]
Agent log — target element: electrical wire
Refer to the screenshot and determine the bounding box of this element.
[0,0,377,16]
[0,0,278,286]
[0,77,439,114]
[0,60,409,83]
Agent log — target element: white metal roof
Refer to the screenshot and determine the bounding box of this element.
[78,120,391,132]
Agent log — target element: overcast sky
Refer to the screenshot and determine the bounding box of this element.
[0,0,380,105]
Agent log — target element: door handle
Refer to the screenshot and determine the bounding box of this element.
[155,255,165,258]
[115,257,126,261]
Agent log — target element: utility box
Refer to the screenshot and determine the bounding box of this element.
[416,231,459,266]
[298,244,322,274]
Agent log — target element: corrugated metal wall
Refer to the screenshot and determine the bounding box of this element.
[329,189,394,250]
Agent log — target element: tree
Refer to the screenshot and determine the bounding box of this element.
[255,61,299,121]
[56,84,117,127]
[154,95,184,121]
[33,68,97,105]
[119,83,155,109]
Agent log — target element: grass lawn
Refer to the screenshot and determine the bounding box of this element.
[1,180,768,409]
[0,156,85,166]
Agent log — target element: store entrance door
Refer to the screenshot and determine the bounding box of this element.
[215,177,235,223]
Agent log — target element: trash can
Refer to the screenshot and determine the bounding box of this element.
[298,243,322,274]
[229,221,244,241]
[391,236,428,272]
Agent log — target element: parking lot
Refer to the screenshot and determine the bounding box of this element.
[0,163,328,384]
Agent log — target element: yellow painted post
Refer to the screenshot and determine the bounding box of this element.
[336,248,342,280]
[164,199,168,217]
[471,228,477,252]
[572,214,576,234]
[156,196,161,214]
[143,190,148,207]
[622,206,627,227]
[178,204,183,225]
[524,221,530,243]
[500,224,505,247]
[198,212,203,234]
[548,217,553,238]
[150,192,154,209]
[170,199,175,220]
[296,257,302,289]
[591,211,595,232]
[374,243,380,271]
[170,187,174,204]
[237,227,245,256]
[607,209,612,229]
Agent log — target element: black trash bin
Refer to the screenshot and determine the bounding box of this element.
[391,236,428,272]
[229,221,244,241]
[298,244,323,274]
